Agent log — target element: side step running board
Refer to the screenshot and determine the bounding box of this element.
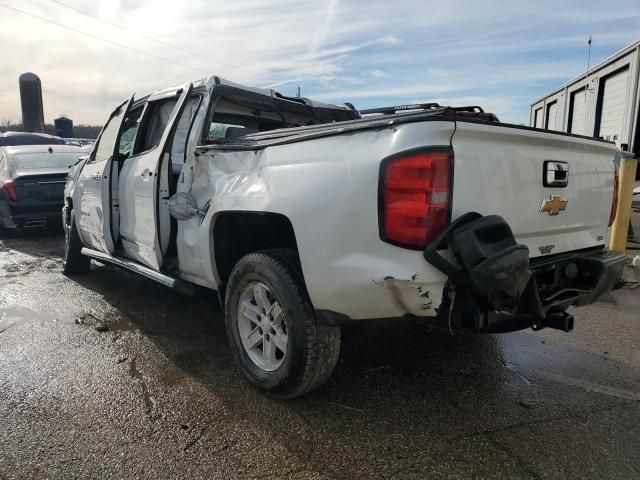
[81,247,194,295]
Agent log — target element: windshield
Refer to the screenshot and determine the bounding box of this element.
[13,152,82,169]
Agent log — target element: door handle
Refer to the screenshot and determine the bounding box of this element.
[543,161,569,187]
[92,172,101,181]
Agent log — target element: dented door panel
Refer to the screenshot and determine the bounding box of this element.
[75,96,133,254]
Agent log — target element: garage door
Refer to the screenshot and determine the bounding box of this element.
[546,102,559,130]
[534,107,543,128]
[569,88,587,135]
[598,67,629,141]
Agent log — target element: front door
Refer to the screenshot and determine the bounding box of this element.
[75,96,133,254]
[118,82,193,271]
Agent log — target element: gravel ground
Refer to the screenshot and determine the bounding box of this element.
[1,230,639,479]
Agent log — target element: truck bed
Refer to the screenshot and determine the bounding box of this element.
[200,110,613,152]
[200,112,618,259]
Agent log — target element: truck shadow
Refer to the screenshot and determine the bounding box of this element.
[66,259,640,478]
[66,260,536,476]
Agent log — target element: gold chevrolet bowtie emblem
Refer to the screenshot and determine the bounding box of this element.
[540,195,568,216]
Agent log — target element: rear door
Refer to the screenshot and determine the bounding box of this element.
[451,122,617,258]
[534,107,543,129]
[545,102,559,130]
[75,97,133,253]
[597,67,630,141]
[569,88,587,135]
[118,82,193,270]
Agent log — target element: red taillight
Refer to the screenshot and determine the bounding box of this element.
[609,167,619,227]
[2,180,17,201]
[380,148,451,249]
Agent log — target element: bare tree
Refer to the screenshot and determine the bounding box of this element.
[1,117,13,132]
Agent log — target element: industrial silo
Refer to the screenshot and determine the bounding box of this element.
[19,72,45,133]
[54,116,73,138]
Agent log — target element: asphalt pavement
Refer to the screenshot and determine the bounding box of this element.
[1,230,639,479]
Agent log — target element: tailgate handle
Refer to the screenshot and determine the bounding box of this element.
[544,161,568,188]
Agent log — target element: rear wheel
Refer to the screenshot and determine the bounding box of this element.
[225,249,341,399]
[63,210,90,274]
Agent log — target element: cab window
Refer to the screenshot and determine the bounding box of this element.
[118,106,144,159]
[170,96,201,168]
[126,95,200,173]
[136,98,178,153]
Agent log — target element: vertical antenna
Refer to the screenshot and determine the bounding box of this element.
[585,35,592,102]
[296,85,301,97]
[582,35,593,134]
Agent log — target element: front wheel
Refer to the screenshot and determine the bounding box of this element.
[225,249,341,399]
[62,210,90,274]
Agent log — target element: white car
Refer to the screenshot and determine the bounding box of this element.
[63,76,626,398]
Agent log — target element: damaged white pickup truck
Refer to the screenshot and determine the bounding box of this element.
[63,76,626,398]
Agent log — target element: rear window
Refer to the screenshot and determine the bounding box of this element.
[13,152,82,169]
[208,122,251,140]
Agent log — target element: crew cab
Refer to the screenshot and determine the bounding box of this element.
[63,76,626,398]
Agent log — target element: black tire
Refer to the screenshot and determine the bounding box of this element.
[63,210,90,274]
[225,249,341,399]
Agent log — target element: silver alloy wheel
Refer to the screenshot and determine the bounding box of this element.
[237,281,288,372]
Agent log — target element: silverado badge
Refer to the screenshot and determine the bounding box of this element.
[540,195,568,216]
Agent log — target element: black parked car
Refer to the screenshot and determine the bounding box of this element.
[0,145,86,231]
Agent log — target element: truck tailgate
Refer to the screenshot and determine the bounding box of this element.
[451,122,617,258]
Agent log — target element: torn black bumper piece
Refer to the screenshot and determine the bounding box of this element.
[423,212,626,333]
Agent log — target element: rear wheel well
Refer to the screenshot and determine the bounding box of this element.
[213,211,300,287]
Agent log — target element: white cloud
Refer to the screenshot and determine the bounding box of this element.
[0,0,638,125]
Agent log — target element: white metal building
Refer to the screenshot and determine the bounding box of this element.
[530,40,640,155]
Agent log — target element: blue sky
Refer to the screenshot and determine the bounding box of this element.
[1,0,639,124]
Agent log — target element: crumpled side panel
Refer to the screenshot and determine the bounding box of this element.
[175,149,270,286]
